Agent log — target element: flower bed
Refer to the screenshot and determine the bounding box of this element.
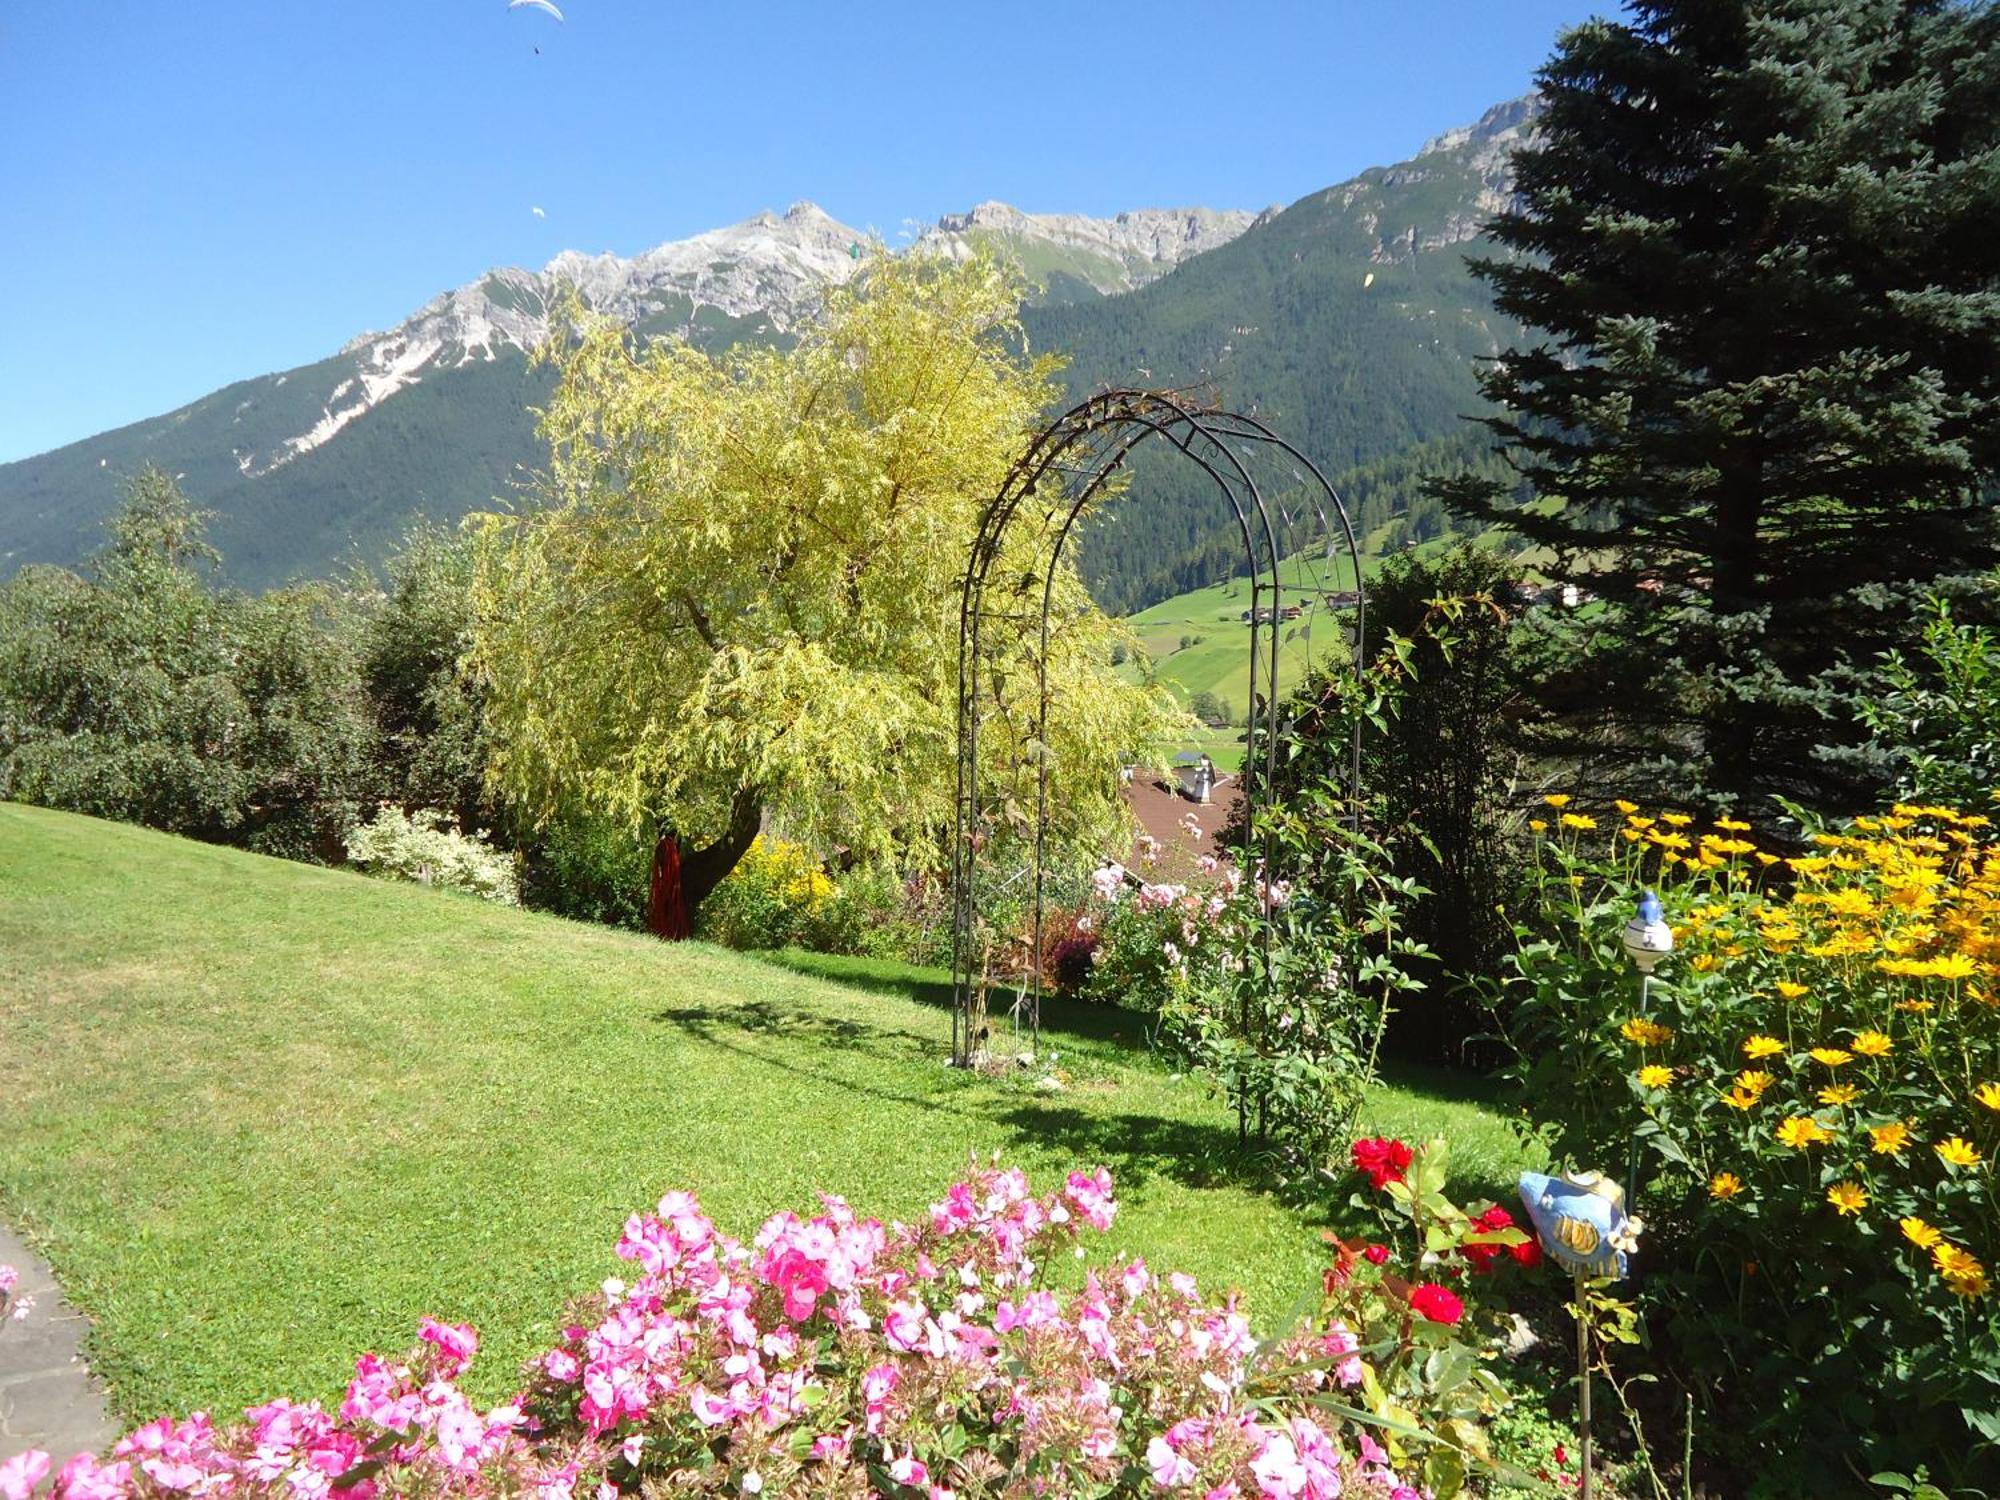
[0,1157,1542,1500]
[1495,799,2000,1480]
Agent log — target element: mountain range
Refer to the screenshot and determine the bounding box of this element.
[0,98,1536,607]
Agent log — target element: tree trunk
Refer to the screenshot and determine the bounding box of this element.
[674,789,764,928]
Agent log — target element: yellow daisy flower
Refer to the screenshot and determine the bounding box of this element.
[1776,1116,1834,1149]
[1850,1031,1892,1057]
[1743,1035,1785,1060]
[1621,1017,1674,1046]
[1809,1047,1854,1068]
[1936,1136,1983,1168]
[1543,794,1572,808]
[1869,1121,1913,1155]
[1560,812,1598,831]
[1818,1084,1860,1106]
[1613,799,1639,815]
[1774,980,1809,1000]
[1826,1182,1868,1216]
[1710,1172,1744,1200]
[1663,813,1694,827]
[1976,1082,2000,1112]
[1636,1065,1674,1089]
[1901,1217,1943,1250]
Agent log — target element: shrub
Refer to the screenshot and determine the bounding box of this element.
[1165,788,1429,1168]
[3,1158,1534,1500]
[1852,583,2000,811]
[1190,689,1229,725]
[343,807,520,905]
[697,839,951,964]
[1039,903,1100,997]
[359,523,491,827]
[1078,865,1210,1014]
[1490,798,2000,1486]
[0,474,376,861]
[519,813,653,929]
[697,835,839,951]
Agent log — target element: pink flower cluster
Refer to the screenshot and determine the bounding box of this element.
[0,1263,32,1326]
[2,1164,1424,1500]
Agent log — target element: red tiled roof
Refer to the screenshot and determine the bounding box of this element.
[1122,775,1241,876]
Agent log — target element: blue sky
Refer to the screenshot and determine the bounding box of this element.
[0,0,1602,464]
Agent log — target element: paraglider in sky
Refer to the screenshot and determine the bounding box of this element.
[1362,271,1375,289]
[508,0,564,21]
[848,242,863,260]
[532,206,546,219]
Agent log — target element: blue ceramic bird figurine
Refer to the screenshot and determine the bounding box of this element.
[1518,1170,1644,1278]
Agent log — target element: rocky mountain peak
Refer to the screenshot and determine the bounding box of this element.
[918,201,1254,293]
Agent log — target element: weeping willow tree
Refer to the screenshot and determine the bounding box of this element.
[469,251,1179,918]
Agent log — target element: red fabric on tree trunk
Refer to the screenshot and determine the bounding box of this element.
[648,834,692,940]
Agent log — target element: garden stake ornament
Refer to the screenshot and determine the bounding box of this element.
[1519,1170,1644,1500]
[1620,889,1672,1193]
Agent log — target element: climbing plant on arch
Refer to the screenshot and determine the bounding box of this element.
[949,389,1366,1066]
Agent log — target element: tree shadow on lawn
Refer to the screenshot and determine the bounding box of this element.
[745,950,1158,1048]
[648,996,1279,1202]
[648,999,974,1123]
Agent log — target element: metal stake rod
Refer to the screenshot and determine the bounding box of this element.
[1626,971,1651,1193]
[1576,1268,1593,1500]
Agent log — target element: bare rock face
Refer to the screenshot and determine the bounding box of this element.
[920,202,1257,291]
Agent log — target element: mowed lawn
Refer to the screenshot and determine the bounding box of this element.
[0,804,1533,1423]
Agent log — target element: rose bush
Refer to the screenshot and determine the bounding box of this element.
[1491,798,2000,1486]
[0,1160,1544,1500]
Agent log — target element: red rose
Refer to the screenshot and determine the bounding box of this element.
[1350,1137,1414,1190]
[1476,1204,1514,1231]
[1510,1236,1544,1269]
[1362,1243,1390,1265]
[1462,1242,1502,1274]
[1409,1282,1464,1325]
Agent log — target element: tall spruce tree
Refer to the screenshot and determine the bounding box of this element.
[1436,0,2000,816]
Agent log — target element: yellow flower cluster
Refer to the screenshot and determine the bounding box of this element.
[1576,801,2000,1304]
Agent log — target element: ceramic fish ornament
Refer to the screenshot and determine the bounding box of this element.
[1518,1169,1644,1278]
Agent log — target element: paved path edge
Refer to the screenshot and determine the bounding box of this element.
[0,1219,120,1467]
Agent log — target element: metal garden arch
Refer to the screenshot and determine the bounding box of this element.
[949,389,1366,1066]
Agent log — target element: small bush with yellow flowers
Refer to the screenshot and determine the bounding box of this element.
[1490,798,2000,1487]
[697,835,842,951]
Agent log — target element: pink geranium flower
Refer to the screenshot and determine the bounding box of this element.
[0,1451,50,1500]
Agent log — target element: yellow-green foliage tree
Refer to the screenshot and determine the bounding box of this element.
[470,252,1178,913]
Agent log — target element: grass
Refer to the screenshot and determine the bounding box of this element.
[1122,527,1417,771]
[0,804,1537,1424]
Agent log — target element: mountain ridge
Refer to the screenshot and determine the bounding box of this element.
[0,96,1538,603]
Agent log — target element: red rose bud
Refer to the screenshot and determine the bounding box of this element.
[1362,1243,1390,1265]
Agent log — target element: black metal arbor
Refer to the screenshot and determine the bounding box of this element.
[949,389,1366,1066]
